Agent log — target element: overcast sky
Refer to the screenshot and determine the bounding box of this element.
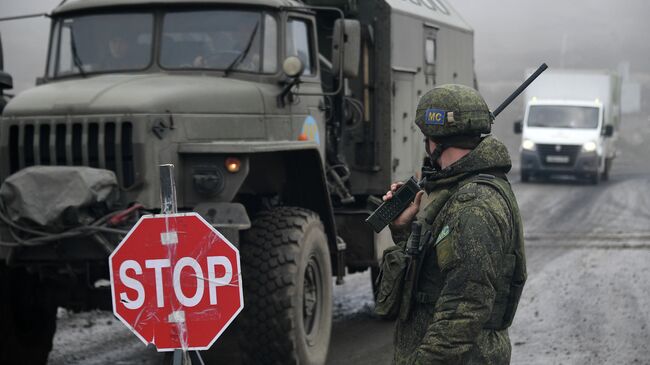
[1,0,649,93]
[452,0,650,83]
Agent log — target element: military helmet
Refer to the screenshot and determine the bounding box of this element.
[414,84,493,140]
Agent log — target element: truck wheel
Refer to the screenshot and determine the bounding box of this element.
[521,170,530,183]
[0,265,57,365]
[239,207,332,365]
[589,172,600,185]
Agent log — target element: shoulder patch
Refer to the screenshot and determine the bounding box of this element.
[435,225,451,245]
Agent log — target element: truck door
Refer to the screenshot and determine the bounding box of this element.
[391,69,419,182]
[286,15,326,160]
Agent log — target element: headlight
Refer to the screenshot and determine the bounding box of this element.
[522,139,536,151]
[193,166,225,196]
[582,141,597,153]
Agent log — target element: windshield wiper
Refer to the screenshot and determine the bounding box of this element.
[223,21,259,77]
[70,30,86,78]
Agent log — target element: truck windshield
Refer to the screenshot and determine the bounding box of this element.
[527,105,599,129]
[50,13,153,77]
[160,10,277,73]
[48,10,278,78]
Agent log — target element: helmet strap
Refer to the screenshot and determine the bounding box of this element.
[426,139,447,171]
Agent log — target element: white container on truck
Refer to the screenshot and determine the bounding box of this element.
[515,70,622,184]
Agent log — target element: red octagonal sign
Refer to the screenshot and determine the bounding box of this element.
[109,213,243,351]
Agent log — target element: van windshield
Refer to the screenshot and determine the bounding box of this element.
[527,105,600,129]
[50,13,154,77]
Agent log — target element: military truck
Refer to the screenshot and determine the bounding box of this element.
[0,0,475,363]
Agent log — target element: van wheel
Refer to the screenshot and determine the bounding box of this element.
[601,158,612,181]
[239,207,332,365]
[0,265,57,365]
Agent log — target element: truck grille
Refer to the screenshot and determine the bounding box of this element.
[537,144,581,167]
[7,120,136,188]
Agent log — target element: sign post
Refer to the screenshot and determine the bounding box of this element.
[159,164,190,365]
[109,164,243,364]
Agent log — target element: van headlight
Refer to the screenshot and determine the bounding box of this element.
[582,141,597,153]
[522,139,536,151]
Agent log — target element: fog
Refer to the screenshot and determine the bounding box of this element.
[1,0,649,95]
[0,0,59,93]
[454,0,650,83]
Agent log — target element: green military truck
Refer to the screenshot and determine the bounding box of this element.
[0,0,476,363]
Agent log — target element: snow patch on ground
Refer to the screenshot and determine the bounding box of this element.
[332,270,376,320]
[48,309,160,365]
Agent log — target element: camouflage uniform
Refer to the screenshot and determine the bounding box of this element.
[387,85,526,365]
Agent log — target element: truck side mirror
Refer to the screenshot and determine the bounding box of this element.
[278,56,304,107]
[0,33,11,91]
[332,19,360,79]
[514,120,523,134]
[282,56,305,78]
[0,71,13,91]
[603,124,614,137]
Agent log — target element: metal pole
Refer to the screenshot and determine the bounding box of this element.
[492,63,548,117]
[159,164,177,215]
[158,164,204,365]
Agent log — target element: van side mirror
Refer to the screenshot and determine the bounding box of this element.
[332,19,360,79]
[514,120,523,134]
[603,124,614,137]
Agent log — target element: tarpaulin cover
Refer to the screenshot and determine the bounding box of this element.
[0,166,118,231]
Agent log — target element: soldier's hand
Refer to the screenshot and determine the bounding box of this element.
[382,182,424,228]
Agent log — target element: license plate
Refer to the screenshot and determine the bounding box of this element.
[546,155,570,163]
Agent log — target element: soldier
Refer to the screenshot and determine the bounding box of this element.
[380,84,527,364]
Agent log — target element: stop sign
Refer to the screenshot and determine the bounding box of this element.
[109,212,243,351]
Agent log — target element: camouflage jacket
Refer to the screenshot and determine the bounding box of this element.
[390,136,525,365]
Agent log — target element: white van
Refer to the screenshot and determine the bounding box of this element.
[515,70,621,184]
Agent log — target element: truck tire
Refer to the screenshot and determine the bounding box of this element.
[239,207,332,365]
[589,172,600,185]
[521,170,530,183]
[0,265,57,365]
